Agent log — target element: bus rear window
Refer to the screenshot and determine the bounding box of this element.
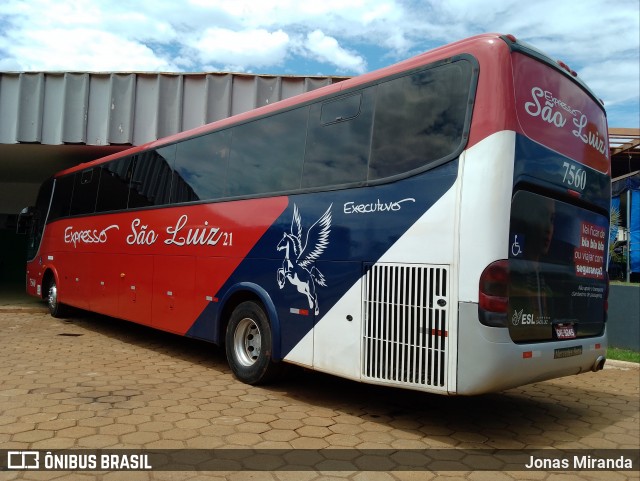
[512,53,609,174]
[508,190,608,342]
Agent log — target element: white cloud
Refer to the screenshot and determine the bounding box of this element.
[0,0,637,125]
[8,28,175,71]
[580,60,640,108]
[190,28,290,70]
[304,30,367,74]
[0,0,177,71]
[182,0,411,55]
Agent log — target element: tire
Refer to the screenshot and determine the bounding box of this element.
[225,301,281,385]
[46,277,68,318]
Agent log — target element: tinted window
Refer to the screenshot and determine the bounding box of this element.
[508,191,608,342]
[173,130,231,203]
[227,107,307,197]
[321,94,361,124]
[128,146,175,209]
[303,89,373,188]
[48,175,74,221]
[369,61,472,179]
[96,157,134,212]
[69,168,98,216]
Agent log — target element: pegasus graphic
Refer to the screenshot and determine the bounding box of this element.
[276,204,332,315]
[512,308,523,326]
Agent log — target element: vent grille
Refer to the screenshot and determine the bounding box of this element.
[362,263,449,389]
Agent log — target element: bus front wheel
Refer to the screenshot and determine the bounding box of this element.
[225,301,280,385]
[46,277,68,318]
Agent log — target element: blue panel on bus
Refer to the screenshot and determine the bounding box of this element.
[187,159,459,357]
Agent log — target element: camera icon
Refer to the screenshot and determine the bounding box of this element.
[7,451,40,469]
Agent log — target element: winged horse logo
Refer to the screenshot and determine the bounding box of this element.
[277,204,332,315]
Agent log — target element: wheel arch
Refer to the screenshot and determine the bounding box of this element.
[218,283,282,360]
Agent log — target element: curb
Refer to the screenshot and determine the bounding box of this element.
[605,359,640,369]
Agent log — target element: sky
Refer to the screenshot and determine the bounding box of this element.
[0,0,638,128]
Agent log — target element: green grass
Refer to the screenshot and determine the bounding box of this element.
[608,347,640,363]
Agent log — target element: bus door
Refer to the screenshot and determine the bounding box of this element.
[90,253,122,316]
[55,251,91,310]
[118,255,154,326]
[152,255,196,334]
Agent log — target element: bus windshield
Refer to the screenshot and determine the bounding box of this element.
[24,178,53,261]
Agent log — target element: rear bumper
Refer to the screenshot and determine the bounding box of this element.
[456,302,607,395]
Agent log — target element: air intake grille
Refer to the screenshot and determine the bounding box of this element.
[362,263,449,389]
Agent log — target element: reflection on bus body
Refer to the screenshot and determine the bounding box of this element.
[510,195,557,323]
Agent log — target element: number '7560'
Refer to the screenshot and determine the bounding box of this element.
[562,162,587,190]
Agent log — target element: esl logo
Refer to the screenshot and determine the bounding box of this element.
[512,309,534,326]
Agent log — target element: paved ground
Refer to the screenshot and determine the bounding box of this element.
[0,293,638,480]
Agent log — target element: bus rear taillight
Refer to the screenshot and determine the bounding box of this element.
[478,260,509,327]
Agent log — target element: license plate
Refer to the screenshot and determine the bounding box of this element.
[555,324,576,339]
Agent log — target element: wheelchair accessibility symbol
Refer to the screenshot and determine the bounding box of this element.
[511,234,523,257]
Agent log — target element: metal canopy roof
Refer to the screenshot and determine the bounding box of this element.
[0,71,347,185]
[0,71,347,146]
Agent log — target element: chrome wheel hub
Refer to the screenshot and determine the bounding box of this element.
[48,284,58,312]
[233,317,261,367]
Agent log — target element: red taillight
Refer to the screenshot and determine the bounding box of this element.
[479,291,508,313]
[478,260,509,327]
[479,260,509,313]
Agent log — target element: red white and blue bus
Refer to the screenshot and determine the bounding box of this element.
[20,33,611,395]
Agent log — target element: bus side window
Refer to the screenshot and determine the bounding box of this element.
[69,168,99,216]
[303,88,374,189]
[227,107,307,197]
[369,61,473,179]
[173,130,230,203]
[321,94,361,125]
[128,146,175,209]
[48,174,75,221]
[95,156,133,213]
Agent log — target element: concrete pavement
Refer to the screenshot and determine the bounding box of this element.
[0,290,638,480]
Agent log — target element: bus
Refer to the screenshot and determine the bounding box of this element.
[19,33,611,395]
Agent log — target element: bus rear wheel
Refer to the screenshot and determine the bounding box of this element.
[225,301,281,385]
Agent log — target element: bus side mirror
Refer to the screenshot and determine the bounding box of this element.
[16,206,35,234]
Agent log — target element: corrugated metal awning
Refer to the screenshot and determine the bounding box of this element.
[0,71,347,147]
